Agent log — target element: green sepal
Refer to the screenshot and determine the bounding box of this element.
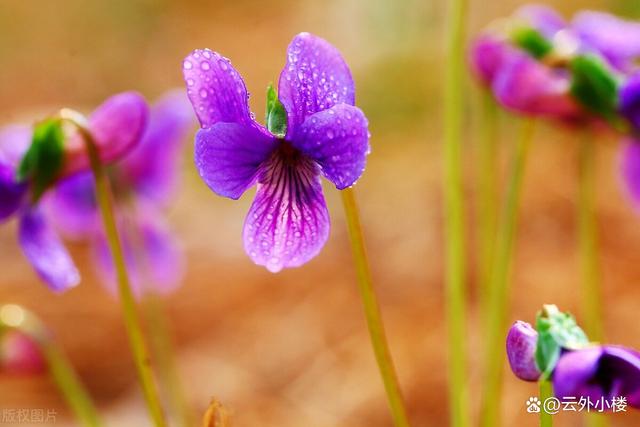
[534,304,590,380]
[569,54,619,120]
[512,26,553,59]
[265,84,287,138]
[17,119,65,202]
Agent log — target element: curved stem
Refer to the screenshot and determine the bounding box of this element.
[144,295,195,427]
[341,188,410,427]
[478,92,499,331]
[62,111,167,427]
[480,119,536,427]
[539,380,553,427]
[578,134,603,342]
[444,0,470,424]
[0,305,102,427]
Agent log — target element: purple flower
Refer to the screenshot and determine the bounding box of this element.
[0,331,44,375]
[573,11,640,73]
[515,4,566,39]
[621,139,640,208]
[46,91,193,297]
[619,73,640,131]
[183,33,370,272]
[553,346,640,408]
[506,321,542,381]
[469,35,513,85]
[0,92,148,292]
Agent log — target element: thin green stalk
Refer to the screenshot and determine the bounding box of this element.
[478,92,499,330]
[144,295,194,427]
[480,119,536,427]
[63,111,167,427]
[578,135,603,342]
[539,380,553,427]
[443,0,470,424]
[341,188,410,427]
[0,304,102,427]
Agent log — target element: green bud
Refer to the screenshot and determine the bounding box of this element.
[17,119,65,202]
[570,54,619,120]
[512,27,553,59]
[265,84,287,138]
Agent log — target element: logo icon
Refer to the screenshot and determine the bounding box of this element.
[526,397,541,413]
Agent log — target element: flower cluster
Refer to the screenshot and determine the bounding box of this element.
[182,33,370,272]
[507,305,640,408]
[0,93,148,292]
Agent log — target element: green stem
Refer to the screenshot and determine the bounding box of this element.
[66,113,167,427]
[341,188,410,427]
[443,0,470,424]
[578,134,603,342]
[478,92,499,330]
[144,295,194,427]
[0,304,102,427]
[539,380,553,427]
[480,119,536,427]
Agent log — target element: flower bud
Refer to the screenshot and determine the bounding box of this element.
[0,331,45,375]
[506,321,541,381]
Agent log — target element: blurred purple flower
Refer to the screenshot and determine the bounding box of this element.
[183,33,370,272]
[0,92,148,292]
[515,4,566,39]
[0,331,44,375]
[46,91,193,298]
[506,321,542,381]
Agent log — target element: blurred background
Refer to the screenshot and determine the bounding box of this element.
[1,0,640,426]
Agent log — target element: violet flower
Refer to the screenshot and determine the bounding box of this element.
[45,91,193,297]
[506,321,640,408]
[182,33,370,272]
[0,92,148,292]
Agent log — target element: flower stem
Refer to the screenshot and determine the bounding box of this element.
[443,0,470,424]
[478,91,499,330]
[480,119,536,427]
[578,134,603,342]
[340,188,410,427]
[144,295,195,427]
[73,119,167,427]
[0,304,102,427]
[539,380,553,427]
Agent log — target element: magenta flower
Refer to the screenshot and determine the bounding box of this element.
[506,320,541,381]
[45,91,193,297]
[0,331,44,375]
[183,33,370,272]
[0,92,148,292]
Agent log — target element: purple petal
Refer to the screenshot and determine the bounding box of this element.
[119,90,195,204]
[294,104,369,189]
[93,209,183,298]
[278,33,355,140]
[183,49,253,129]
[18,208,80,292]
[621,140,640,208]
[243,149,329,272]
[44,173,98,239]
[0,160,27,223]
[493,52,581,118]
[469,35,513,86]
[195,123,278,200]
[620,73,640,131]
[573,11,640,72]
[0,125,31,167]
[506,321,541,382]
[553,346,640,408]
[515,5,566,38]
[63,92,149,176]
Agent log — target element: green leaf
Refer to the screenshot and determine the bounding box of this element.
[570,54,619,120]
[17,119,65,202]
[512,27,553,59]
[265,84,287,138]
[534,304,590,379]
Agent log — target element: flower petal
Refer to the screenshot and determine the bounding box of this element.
[553,347,603,402]
[506,321,541,382]
[183,49,253,128]
[600,346,640,407]
[516,4,566,38]
[18,208,80,292]
[243,151,329,272]
[620,73,640,131]
[0,124,31,167]
[573,11,640,72]
[278,33,355,139]
[0,160,27,223]
[469,35,513,86]
[195,123,278,200]
[119,90,195,204]
[63,92,149,175]
[294,104,369,189]
[493,53,581,118]
[621,140,640,208]
[44,173,98,239]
